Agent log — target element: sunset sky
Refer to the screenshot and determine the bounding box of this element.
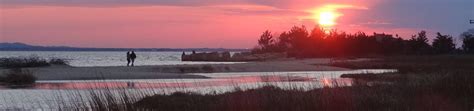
[1,0,473,48]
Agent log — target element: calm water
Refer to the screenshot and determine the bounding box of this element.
[0,51,242,67]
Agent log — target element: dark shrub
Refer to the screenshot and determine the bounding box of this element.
[0,57,50,68]
[49,58,69,65]
[432,32,455,54]
[0,57,69,68]
[2,68,37,85]
[135,92,219,111]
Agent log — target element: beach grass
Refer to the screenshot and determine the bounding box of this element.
[0,57,69,68]
[0,68,37,86]
[0,57,50,68]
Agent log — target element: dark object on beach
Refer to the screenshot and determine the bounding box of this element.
[126,51,131,66]
[182,51,231,61]
[130,51,137,66]
[181,51,285,62]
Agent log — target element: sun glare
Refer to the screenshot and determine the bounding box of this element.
[318,11,337,27]
[310,9,342,28]
[309,4,367,28]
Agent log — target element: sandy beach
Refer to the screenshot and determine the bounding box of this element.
[0,58,351,80]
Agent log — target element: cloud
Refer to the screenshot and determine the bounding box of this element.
[356,20,393,27]
[206,4,308,16]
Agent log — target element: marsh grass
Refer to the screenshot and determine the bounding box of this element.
[332,55,474,110]
[0,68,36,86]
[330,55,474,73]
[0,57,69,68]
[0,57,49,68]
[86,89,138,111]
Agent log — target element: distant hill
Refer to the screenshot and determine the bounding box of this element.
[0,42,38,48]
[0,42,249,52]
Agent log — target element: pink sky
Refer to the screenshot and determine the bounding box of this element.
[1,0,472,48]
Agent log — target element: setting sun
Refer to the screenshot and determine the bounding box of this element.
[309,4,368,28]
[318,11,337,27]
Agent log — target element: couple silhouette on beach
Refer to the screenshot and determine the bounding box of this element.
[127,51,137,66]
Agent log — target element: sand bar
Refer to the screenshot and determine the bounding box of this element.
[0,58,352,80]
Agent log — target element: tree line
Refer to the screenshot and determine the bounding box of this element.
[254,25,474,58]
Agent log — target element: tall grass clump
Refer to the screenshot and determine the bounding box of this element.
[86,89,138,111]
[64,88,159,111]
[0,68,37,86]
[0,57,69,68]
[0,57,49,68]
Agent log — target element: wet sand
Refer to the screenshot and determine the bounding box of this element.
[0,58,352,80]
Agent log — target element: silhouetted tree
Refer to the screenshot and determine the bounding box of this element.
[252,26,470,57]
[275,32,291,52]
[308,26,326,57]
[408,31,432,55]
[373,33,405,55]
[287,26,310,57]
[257,30,275,52]
[432,32,455,54]
[325,30,351,57]
[461,29,474,54]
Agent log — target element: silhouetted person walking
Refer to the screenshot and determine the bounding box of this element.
[130,51,137,66]
[126,51,131,66]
